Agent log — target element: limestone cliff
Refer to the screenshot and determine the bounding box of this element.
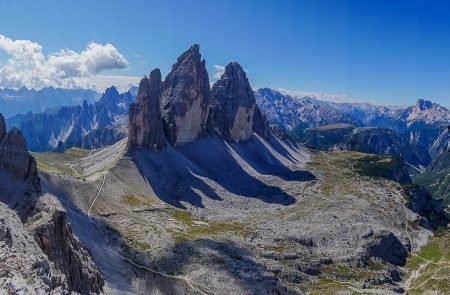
[208,62,256,142]
[161,44,211,146]
[0,113,104,294]
[129,69,166,150]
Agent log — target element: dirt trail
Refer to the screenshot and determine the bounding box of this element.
[85,172,217,295]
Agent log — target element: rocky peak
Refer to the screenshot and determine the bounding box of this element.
[128,69,166,150]
[161,44,211,146]
[208,62,256,142]
[104,85,120,98]
[0,114,39,193]
[415,99,433,110]
[0,112,104,293]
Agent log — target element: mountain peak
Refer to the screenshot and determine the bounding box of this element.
[175,44,201,65]
[415,99,433,110]
[208,61,256,142]
[103,86,120,97]
[161,44,211,146]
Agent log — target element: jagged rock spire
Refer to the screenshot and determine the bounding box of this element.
[128,69,166,150]
[127,45,273,150]
[161,44,212,146]
[208,62,256,142]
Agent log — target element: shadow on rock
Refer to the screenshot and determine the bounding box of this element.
[126,239,293,295]
[130,136,311,209]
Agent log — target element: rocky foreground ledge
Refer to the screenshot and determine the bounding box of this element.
[0,113,104,294]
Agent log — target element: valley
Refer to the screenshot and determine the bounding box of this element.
[30,135,447,294]
[0,41,448,295]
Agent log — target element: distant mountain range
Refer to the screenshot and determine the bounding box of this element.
[6,87,135,151]
[256,88,449,161]
[0,87,100,118]
[1,84,448,163]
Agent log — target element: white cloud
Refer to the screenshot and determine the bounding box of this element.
[277,88,363,103]
[212,64,249,80]
[212,65,225,79]
[0,34,138,92]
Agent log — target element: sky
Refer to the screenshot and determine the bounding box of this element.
[1,0,450,107]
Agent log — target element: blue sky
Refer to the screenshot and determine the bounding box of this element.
[1,0,450,106]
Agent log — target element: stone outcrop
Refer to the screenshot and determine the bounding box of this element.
[161,44,212,146]
[253,105,272,140]
[361,230,408,266]
[0,112,104,294]
[208,62,256,142]
[0,115,40,216]
[129,69,166,150]
[0,202,69,294]
[26,194,104,294]
[0,126,39,191]
[128,45,274,150]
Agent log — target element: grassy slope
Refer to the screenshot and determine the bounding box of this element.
[405,230,450,294]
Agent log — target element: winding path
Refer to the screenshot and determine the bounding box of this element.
[84,172,216,295]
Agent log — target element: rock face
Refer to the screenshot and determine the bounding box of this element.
[253,105,272,140]
[0,127,39,187]
[129,69,166,150]
[161,44,212,146]
[361,230,408,266]
[0,202,69,294]
[128,45,274,150]
[0,116,40,214]
[255,88,362,130]
[26,194,104,294]
[294,124,431,168]
[0,112,104,294]
[208,62,256,142]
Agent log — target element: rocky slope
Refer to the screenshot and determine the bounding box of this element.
[0,202,70,294]
[12,44,447,294]
[7,86,134,151]
[24,45,429,294]
[413,148,450,218]
[255,88,363,130]
[35,136,446,294]
[293,124,431,168]
[0,87,99,118]
[0,113,104,294]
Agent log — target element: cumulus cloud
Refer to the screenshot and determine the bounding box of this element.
[212,64,249,80]
[0,34,138,92]
[212,65,225,79]
[277,88,363,103]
